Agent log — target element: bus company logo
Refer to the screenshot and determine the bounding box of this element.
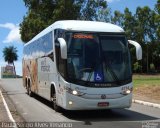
[41,58,50,72]
[101,94,106,99]
[95,83,112,87]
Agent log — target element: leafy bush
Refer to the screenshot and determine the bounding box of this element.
[133,62,142,73]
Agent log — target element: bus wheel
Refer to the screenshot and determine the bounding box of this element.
[52,93,60,112]
[27,80,33,97]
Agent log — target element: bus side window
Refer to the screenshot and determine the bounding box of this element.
[45,32,54,61]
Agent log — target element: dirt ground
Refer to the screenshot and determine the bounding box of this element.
[133,85,160,104]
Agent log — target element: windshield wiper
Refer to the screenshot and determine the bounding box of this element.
[103,56,121,84]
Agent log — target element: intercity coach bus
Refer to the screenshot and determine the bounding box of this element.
[23,20,142,111]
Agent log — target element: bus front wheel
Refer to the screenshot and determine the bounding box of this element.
[52,92,60,112]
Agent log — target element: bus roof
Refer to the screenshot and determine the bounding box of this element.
[25,20,124,45]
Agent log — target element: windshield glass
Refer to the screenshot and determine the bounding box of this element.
[65,32,131,86]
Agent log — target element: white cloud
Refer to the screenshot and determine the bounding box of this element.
[0,23,16,29]
[106,0,120,3]
[0,23,21,43]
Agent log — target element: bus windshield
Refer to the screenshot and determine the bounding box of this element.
[66,32,132,86]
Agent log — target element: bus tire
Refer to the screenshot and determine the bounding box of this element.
[27,79,33,97]
[23,78,27,90]
[53,93,60,111]
[51,86,60,112]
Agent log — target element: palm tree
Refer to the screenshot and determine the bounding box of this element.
[3,46,18,77]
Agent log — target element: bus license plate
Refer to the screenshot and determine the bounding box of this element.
[97,102,109,107]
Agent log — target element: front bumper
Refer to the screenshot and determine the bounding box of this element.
[63,93,132,110]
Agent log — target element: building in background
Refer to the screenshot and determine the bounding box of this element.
[1,65,15,78]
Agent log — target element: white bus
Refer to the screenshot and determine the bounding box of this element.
[23,20,142,111]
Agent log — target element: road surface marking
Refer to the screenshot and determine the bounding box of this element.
[0,90,18,128]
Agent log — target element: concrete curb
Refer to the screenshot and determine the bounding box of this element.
[132,99,160,109]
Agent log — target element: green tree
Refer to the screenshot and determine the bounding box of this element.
[111,6,159,73]
[20,0,56,42]
[151,0,160,72]
[134,6,158,72]
[155,0,160,40]
[80,0,110,21]
[155,0,160,14]
[53,0,82,21]
[111,3,160,73]
[20,0,111,43]
[111,10,124,27]
[20,0,83,43]
[123,8,143,71]
[150,63,155,72]
[133,62,142,73]
[3,46,18,77]
[123,8,137,40]
[134,6,157,43]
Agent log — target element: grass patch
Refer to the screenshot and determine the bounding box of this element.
[133,74,160,104]
[133,74,160,87]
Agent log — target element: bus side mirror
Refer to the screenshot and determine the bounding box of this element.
[58,38,67,59]
[128,40,142,60]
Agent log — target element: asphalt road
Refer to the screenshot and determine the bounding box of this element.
[0,79,160,128]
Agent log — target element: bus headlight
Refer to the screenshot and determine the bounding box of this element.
[121,89,132,95]
[65,87,85,96]
[69,101,73,105]
[72,90,78,95]
[72,90,85,96]
[126,90,131,94]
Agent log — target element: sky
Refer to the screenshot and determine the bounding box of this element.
[0,0,158,78]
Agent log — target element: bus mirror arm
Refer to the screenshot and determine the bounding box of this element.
[58,38,67,59]
[128,40,142,60]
